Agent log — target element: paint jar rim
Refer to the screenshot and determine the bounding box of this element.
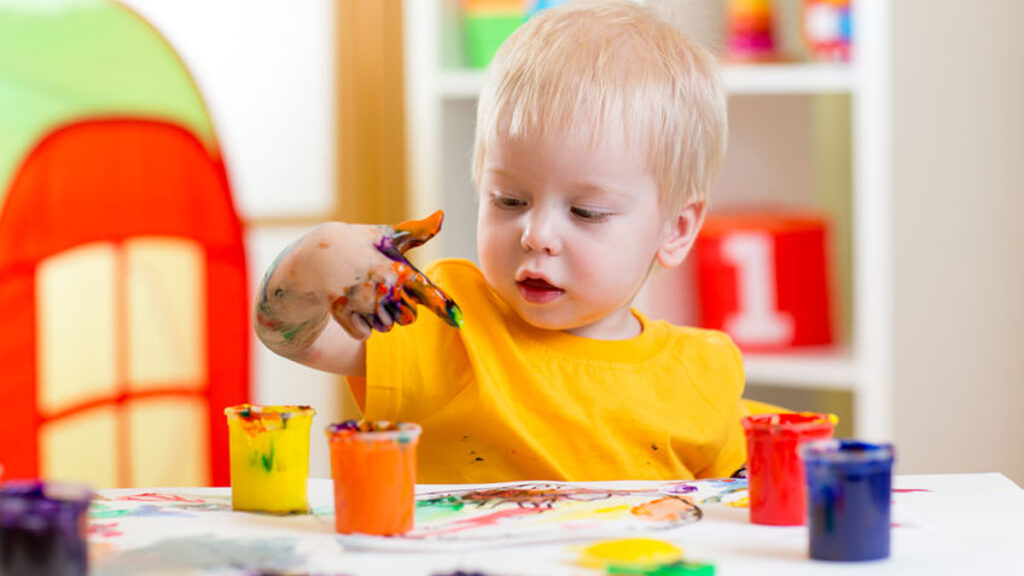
[0,480,93,526]
[800,439,895,464]
[741,412,835,437]
[325,420,421,444]
[224,404,316,419]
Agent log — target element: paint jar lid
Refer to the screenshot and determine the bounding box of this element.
[579,537,683,571]
[224,404,316,432]
[325,420,421,444]
[741,412,836,437]
[224,404,315,418]
[0,481,93,528]
[800,439,895,465]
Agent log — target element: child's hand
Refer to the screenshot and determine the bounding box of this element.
[329,211,463,340]
[255,211,462,358]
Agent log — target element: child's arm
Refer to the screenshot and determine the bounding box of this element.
[253,211,461,376]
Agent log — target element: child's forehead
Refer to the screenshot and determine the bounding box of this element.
[490,108,650,152]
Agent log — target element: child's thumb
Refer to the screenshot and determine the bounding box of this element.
[390,210,445,254]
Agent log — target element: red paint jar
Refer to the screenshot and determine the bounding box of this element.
[741,412,834,525]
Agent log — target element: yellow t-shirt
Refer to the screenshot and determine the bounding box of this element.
[363,259,748,484]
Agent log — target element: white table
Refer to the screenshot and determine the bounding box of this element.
[90,473,1024,575]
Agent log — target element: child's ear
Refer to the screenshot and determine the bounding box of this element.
[656,200,706,269]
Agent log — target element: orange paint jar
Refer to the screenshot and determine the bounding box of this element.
[325,421,421,535]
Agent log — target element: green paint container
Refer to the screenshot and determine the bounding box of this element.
[463,12,527,68]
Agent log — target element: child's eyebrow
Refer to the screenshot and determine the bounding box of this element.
[572,181,633,200]
[482,167,518,179]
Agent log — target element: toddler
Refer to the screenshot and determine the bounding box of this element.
[255,0,746,483]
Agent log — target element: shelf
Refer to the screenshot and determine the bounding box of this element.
[435,62,855,100]
[742,349,857,390]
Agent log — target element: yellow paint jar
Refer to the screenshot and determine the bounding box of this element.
[224,404,315,513]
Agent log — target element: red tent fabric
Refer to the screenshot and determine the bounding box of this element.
[0,119,248,486]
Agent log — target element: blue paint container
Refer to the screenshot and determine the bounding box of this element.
[800,439,894,562]
[0,481,92,576]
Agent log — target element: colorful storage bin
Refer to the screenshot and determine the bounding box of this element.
[695,211,834,351]
[462,0,528,68]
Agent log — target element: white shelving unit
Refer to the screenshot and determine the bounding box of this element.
[435,62,857,99]
[403,0,891,440]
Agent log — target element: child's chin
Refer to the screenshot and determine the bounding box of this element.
[511,307,575,332]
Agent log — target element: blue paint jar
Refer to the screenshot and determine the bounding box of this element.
[800,439,895,562]
[0,481,92,576]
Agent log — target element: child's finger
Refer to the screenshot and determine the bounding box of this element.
[402,270,463,329]
[368,309,395,333]
[389,210,445,254]
[331,306,372,341]
[386,294,419,326]
[381,300,410,329]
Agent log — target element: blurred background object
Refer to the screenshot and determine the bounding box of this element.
[461,0,528,68]
[695,211,834,352]
[725,0,778,61]
[0,0,360,485]
[802,0,852,62]
[0,0,248,489]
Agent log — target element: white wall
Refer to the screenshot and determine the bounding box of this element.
[123,0,337,217]
[892,1,1024,484]
[121,0,347,477]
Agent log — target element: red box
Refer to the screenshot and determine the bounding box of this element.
[694,211,833,351]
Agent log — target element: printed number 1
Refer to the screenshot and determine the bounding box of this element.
[721,233,795,346]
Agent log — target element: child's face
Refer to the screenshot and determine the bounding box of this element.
[476,124,671,339]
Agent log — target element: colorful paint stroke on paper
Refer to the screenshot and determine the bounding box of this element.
[333,479,749,552]
[87,489,344,575]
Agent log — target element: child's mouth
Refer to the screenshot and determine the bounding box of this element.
[517,277,564,304]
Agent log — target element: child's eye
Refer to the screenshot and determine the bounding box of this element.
[570,206,611,222]
[492,195,526,210]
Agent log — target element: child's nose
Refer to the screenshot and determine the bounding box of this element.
[520,210,562,255]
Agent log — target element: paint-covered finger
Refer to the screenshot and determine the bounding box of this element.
[389,210,445,254]
[403,271,463,329]
[330,305,372,341]
[363,311,393,334]
[389,294,419,326]
[330,286,375,339]
[378,302,404,332]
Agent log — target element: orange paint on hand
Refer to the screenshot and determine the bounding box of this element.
[392,210,444,250]
[326,421,422,536]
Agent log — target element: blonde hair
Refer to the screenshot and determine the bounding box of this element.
[473,0,728,218]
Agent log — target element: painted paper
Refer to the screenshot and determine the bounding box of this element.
[334,480,749,551]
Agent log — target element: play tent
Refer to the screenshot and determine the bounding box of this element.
[0,0,249,488]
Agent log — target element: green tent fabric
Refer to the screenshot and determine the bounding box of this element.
[0,0,218,204]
